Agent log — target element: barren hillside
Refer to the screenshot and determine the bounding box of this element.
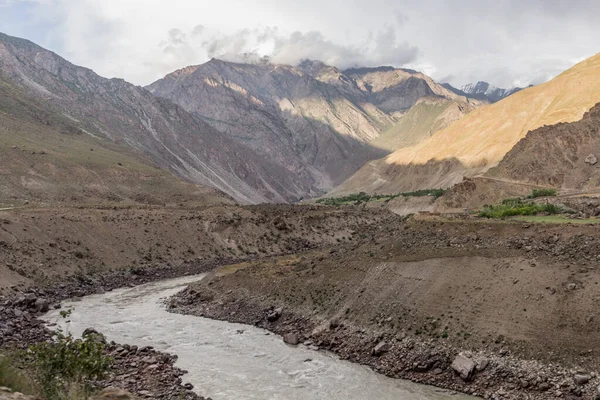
[333,53,600,196]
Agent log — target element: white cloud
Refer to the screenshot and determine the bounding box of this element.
[2,0,599,88]
[155,26,418,74]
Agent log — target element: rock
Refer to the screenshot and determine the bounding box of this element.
[451,354,476,381]
[585,154,598,165]
[372,341,391,356]
[476,358,490,372]
[82,327,107,343]
[266,307,282,322]
[574,374,591,385]
[89,388,139,400]
[328,318,341,330]
[433,368,444,375]
[34,298,50,313]
[538,382,551,391]
[283,333,299,345]
[183,383,194,390]
[567,283,578,291]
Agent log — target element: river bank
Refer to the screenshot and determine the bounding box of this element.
[169,218,600,400]
[42,275,477,400]
[1,204,400,399]
[0,259,226,399]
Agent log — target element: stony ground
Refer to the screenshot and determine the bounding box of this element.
[170,215,600,400]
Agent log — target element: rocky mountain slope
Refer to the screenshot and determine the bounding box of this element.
[443,81,524,103]
[332,52,600,196]
[147,60,479,192]
[441,102,600,209]
[0,73,232,206]
[0,32,316,204]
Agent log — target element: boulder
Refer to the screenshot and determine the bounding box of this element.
[267,307,283,322]
[585,154,598,165]
[372,341,391,356]
[574,374,591,385]
[451,354,477,381]
[283,333,300,345]
[82,327,107,343]
[34,298,50,313]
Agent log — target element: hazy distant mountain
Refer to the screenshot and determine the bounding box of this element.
[442,81,525,103]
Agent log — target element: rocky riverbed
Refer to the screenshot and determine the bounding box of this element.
[0,260,226,400]
[168,217,600,400]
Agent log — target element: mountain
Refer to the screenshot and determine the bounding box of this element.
[0,32,315,204]
[442,81,524,103]
[330,52,600,196]
[147,59,479,192]
[0,73,229,206]
[441,102,600,209]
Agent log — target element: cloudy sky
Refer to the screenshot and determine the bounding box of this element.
[1,0,599,88]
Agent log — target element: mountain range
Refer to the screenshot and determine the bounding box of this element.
[331,52,600,198]
[0,30,487,205]
[4,30,595,211]
[146,59,479,194]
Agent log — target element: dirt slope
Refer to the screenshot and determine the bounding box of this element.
[334,52,600,195]
[0,205,397,291]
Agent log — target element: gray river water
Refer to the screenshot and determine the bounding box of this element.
[43,275,475,400]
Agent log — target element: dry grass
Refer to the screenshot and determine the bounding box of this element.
[0,355,36,395]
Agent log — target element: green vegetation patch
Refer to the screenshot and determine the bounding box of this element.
[316,189,446,206]
[1,325,113,400]
[528,188,557,198]
[479,198,563,218]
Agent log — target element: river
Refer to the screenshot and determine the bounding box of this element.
[43,274,476,400]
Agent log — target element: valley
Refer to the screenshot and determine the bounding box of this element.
[0,13,600,400]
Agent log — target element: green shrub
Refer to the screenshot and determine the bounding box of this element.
[528,188,557,198]
[27,331,112,400]
[479,199,562,218]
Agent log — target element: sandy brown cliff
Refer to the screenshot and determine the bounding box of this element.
[440,102,600,209]
[332,52,600,196]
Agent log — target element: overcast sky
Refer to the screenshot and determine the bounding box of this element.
[1,0,599,88]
